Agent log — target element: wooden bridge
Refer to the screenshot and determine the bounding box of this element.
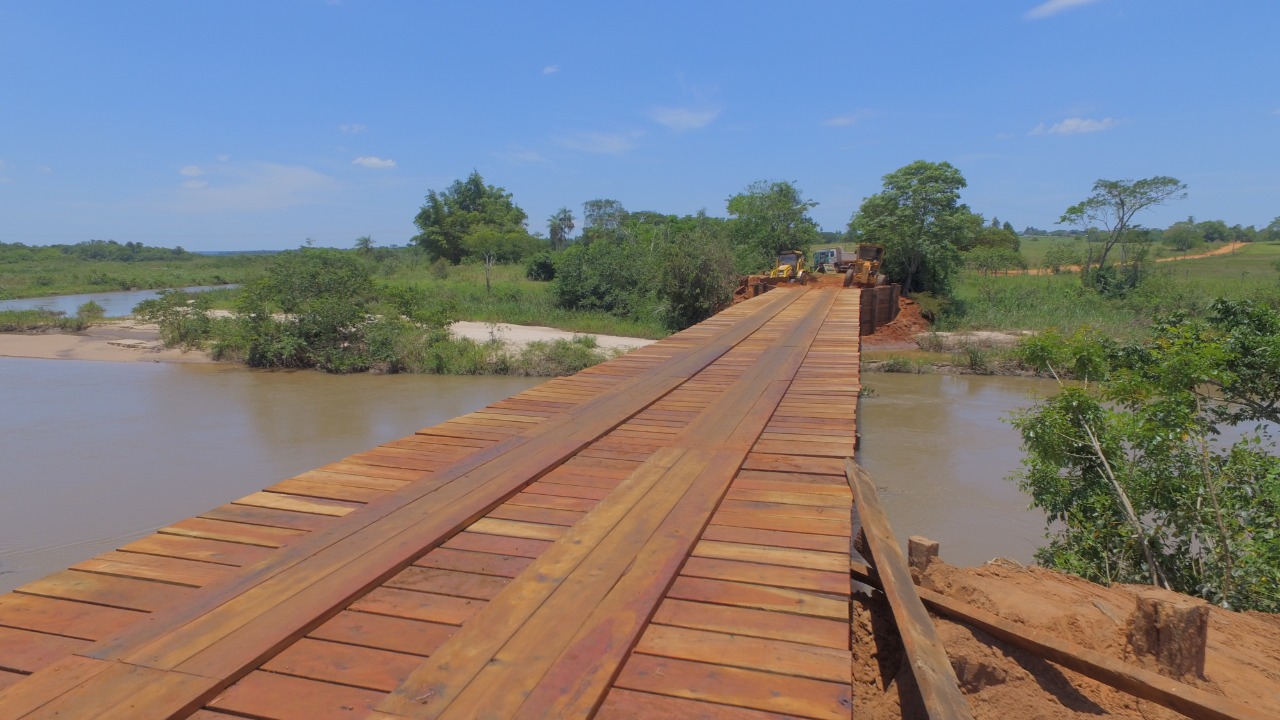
[4,282,1257,720]
[0,287,866,719]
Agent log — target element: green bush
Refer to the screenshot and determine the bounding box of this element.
[525,252,556,281]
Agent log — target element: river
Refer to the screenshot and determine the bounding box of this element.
[0,358,1056,594]
[0,285,235,317]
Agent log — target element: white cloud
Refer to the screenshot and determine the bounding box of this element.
[0,160,10,183]
[340,123,368,134]
[352,156,396,169]
[179,165,205,177]
[823,111,870,127]
[1025,0,1105,20]
[166,162,339,213]
[555,131,643,155]
[651,107,720,131]
[1271,108,1280,116]
[995,132,1016,140]
[542,65,559,75]
[496,148,547,164]
[1029,117,1118,135]
[217,154,231,162]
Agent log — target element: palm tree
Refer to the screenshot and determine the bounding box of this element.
[548,208,575,251]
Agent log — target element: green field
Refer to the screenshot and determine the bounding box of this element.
[944,241,1280,338]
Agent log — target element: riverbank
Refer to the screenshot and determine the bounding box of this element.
[0,319,654,365]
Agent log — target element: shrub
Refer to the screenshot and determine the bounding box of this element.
[75,301,106,323]
[525,252,556,281]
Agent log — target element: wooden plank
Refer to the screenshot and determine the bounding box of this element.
[412,549,532,579]
[652,598,848,650]
[597,688,796,720]
[680,556,849,595]
[849,563,1274,720]
[385,567,508,601]
[262,637,422,693]
[0,627,93,674]
[505,490,597,512]
[440,532,551,560]
[700,524,848,554]
[71,551,233,588]
[117,534,274,567]
[614,654,851,720]
[200,504,333,532]
[349,588,485,627]
[466,517,567,541]
[724,487,852,508]
[715,500,854,522]
[268,478,386,504]
[484,503,584,527]
[847,459,972,720]
[691,540,848,573]
[0,594,146,641]
[635,624,851,683]
[308,611,454,658]
[231,491,358,517]
[0,656,113,719]
[666,577,848,620]
[15,570,192,613]
[206,671,383,720]
[710,510,850,537]
[160,517,306,548]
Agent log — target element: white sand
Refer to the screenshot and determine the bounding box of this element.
[0,319,654,364]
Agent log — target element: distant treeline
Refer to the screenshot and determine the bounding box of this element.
[1,239,193,263]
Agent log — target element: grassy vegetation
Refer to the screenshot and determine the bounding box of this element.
[0,243,268,299]
[383,263,666,338]
[0,301,105,332]
[942,242,1280,340]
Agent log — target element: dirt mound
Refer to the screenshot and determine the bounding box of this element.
[863,295,931,348]
[853,559,1280,718]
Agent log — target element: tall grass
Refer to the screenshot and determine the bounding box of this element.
[945,242,1280,338]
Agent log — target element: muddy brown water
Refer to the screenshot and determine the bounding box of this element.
[0,359,1055,594]
[856,372,1056,567]
[0,359,541,593]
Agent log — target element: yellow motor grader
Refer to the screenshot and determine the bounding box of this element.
[813,244,886,287]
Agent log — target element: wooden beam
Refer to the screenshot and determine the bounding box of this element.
[845,459,973,720]
[849,563,1270,720]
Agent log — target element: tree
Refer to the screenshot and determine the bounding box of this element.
[849,161,972,295]
[354,235,374,254]
[1162,218,1203,254]
[463,228,543,293]
[656,222,738,331]
[725,180,820,274]
[580,199,628,243]
[547,208,576,251]
[1011,302,1280,611]
[1263,216,1280,242]
[412,171,529,264]
[1058,176,1187,283]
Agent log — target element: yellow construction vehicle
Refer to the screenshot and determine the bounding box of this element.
[813,244,886,287]
[767,249,810,284]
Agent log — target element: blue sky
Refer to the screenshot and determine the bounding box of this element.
[1,1,1276,250]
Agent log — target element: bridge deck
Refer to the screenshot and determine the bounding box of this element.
[0,286,860,720]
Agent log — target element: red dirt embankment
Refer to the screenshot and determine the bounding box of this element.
[854,559,1280,719]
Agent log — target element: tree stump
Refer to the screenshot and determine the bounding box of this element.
[1127,589,1209,680]
[908,536,939,574]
